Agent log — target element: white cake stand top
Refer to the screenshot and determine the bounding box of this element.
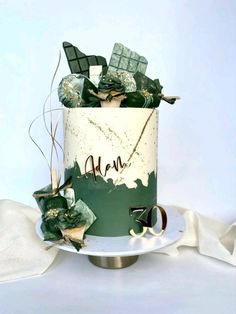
[35,206,185,257]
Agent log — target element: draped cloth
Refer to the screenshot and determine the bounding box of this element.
[156,206,236,266]
[0,200,58,283]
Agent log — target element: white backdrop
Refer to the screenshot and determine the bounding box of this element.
[0,0,235,222]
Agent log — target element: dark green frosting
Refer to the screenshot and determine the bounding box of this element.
[65,162,157,236]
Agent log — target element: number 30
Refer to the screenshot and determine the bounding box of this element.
[129,205,167,238]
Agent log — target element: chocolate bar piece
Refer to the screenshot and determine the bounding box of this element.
[63,42,108,77]
[108,43,148,74]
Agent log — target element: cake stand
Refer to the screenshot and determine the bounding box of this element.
[35,206,185,269]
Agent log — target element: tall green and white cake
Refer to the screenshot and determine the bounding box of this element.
[64,107,158,236]
[33,42,178,251]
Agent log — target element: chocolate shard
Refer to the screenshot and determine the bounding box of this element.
[108,43,148,74]
[124,91,162,108]
[123,72,162,108]
[63,41,108,77]
[134,72,163,94]
[124,72,179,108]
[58,74,98,108]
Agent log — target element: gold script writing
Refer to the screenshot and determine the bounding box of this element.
[84,155,126,181]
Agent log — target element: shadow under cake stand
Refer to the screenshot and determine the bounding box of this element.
[35,206,185,269]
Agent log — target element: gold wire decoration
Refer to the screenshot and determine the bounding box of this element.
[28,51,64,188]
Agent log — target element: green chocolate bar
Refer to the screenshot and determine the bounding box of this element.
[108,43,148,74]
[63,42,108,77]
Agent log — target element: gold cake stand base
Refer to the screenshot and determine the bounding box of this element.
[88,255,139,269]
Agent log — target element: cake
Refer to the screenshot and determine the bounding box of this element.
[33,42,179,250]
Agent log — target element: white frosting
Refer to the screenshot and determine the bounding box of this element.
[63,107,158,188]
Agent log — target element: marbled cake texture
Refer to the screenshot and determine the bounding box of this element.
[63,107,158,236]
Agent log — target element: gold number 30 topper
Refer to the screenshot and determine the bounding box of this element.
[129,205,167,238]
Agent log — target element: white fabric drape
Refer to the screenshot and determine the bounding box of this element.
[156,206,236,266]
[0,200,58,283]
